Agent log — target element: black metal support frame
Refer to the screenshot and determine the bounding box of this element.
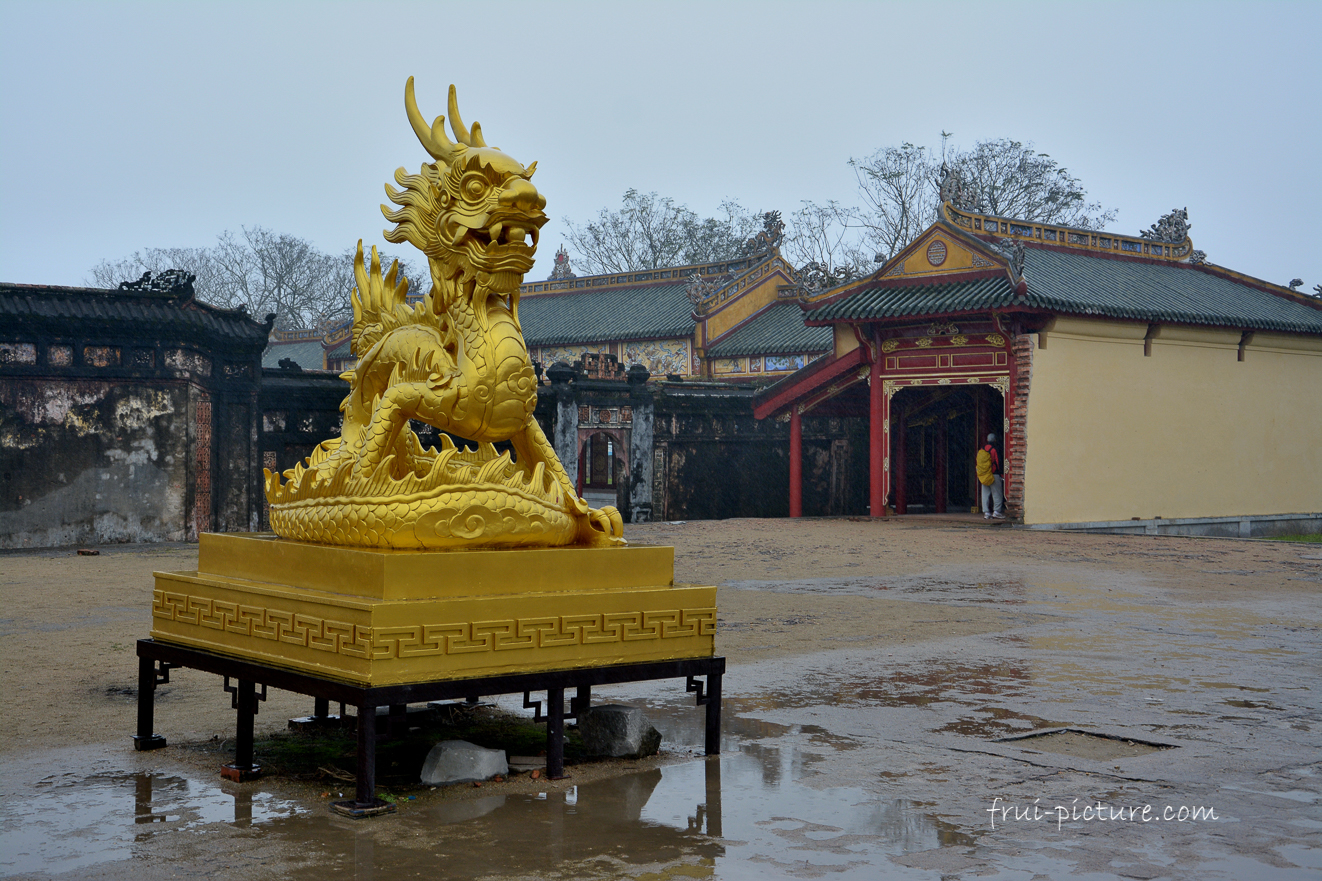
[135,639,724,811]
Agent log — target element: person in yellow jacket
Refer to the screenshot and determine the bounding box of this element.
[976,433,1005,520]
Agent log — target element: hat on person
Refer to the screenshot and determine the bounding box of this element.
[986,433,997,442]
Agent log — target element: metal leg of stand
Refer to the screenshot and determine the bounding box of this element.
[356,702,376,806]
[133,655,166,750]
[235,680,256,769]
[329,701,395,818]
[388,703,407,737]
[546,686,565,779]
[314,697,330,719]
[704,671,722,756]
[573,684,591,718]
[221,679,261,782]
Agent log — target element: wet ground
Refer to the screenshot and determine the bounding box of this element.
[1,519,1319,879]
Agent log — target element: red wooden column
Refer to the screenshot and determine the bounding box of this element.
[789,407,803,518]
[868,337,885,518]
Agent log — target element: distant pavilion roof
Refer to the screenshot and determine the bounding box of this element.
[262,339,327,370]
[805,211,1322,336]
[519,279,694,346]
[0,282,272,347]
[708,302,832,357]
[809,275,1016,323]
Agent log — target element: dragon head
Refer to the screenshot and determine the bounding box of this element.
[383,78,546,286]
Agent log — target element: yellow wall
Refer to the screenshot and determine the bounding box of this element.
[834,323,860,358]
[702,269,791,340]
[1023,317,1322,524]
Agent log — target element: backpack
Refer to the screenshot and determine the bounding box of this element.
[976,448,995,486]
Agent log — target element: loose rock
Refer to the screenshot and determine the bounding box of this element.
[579,704,662,759]
[419,740,508,786]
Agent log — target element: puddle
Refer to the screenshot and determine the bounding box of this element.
[936,707,1064,738]
[264,753,968,880]
[997,729,1174,760]
[0,744,968,881]
[0,772,305,876]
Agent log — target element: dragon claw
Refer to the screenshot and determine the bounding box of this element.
[579,505,626,547]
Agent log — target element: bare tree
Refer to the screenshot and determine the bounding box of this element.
[849,143,942,263]
[782,136,1116,280]
[940,139,1115,229]
[679,199,765,265]
[563,190,764,274]
[781,201,873,279]
[89,227,426,331]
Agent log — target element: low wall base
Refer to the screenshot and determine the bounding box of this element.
[1024,512,1322,538]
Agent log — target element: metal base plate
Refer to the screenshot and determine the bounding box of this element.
[330,798,397,819]
[220,763,262,782]
[132,734,167,751]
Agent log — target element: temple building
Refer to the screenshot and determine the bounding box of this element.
[754,204,1322,536]
[517,235,831,381]
[260,229,833,382]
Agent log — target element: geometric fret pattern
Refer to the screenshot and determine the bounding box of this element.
[153,589,716,661]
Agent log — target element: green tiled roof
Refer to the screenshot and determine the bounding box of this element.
[326,337,352,360]
[1,283,272,346]
[518,281,694,347]
[262,340,325,369]
[809,275,1015,322]
[1019,248,1322,333]
[808,246,1322,334]
[707,302,832,357]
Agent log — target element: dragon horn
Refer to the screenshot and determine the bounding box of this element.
[469,121,488,148]
[447,84,473,146]
[405,77,460,162]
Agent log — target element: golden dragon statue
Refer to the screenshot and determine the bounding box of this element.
[264,78,625,550]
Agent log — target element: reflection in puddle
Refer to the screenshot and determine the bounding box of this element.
[289,745,964,880]
[0,772,304,877]
[1,731,960,881]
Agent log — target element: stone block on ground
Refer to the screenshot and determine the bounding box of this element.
[420,740,508,786]
[580,704,662,758]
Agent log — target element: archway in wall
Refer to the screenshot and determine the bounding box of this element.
[578,430,628,512]
[891,384,1004,515]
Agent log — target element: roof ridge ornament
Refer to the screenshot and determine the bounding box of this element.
[117,269,196,297]
[940,202,1197,264]
[739,211,786,259]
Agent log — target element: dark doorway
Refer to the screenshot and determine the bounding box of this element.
[892,385,1004,515]
[579,431,627,511]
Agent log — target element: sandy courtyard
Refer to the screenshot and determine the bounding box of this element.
[1,518,1319,879]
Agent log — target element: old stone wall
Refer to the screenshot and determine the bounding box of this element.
[0,363,262,548]
[0,283,269,548]
[0,379,191,547]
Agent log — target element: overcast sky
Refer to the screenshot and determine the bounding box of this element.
[2,1,1317,292]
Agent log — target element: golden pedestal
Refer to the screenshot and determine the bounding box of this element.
[151,534,716,686]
